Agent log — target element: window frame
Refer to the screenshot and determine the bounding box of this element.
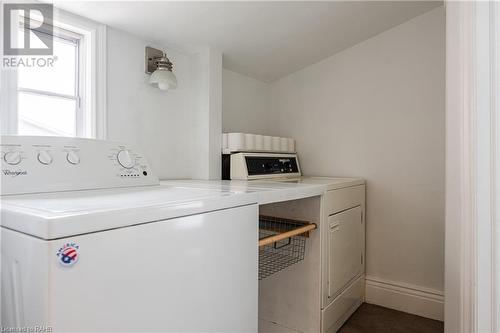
[0,7,107,139]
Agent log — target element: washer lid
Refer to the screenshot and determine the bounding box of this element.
[1,184,258,240]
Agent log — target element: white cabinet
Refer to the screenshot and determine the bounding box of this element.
[327,206,363,300]
[258,183,365,333]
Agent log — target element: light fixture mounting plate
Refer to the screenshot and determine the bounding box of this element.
[145,46,164,74]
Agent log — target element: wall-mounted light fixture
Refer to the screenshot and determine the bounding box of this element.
[145,46,177,91]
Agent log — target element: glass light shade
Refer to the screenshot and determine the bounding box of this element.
[149,69,177,91]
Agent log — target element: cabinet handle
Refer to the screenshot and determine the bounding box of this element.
[329,222,339,231]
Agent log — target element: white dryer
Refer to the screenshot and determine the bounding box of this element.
[1,136,258,332]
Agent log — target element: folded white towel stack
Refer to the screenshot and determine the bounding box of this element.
[222,133,295,154]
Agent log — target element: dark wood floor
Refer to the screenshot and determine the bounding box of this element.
[338,303,444,333]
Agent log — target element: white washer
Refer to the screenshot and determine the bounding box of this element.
[1,136,258,332]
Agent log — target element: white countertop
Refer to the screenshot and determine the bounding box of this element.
[161,179,325,205]
[160,177,364,203]
[1,177,362,240]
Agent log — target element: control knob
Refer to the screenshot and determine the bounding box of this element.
[37,151,53,165]
[4,151,22,165]
[66,151,80,165]
[117,150,135,169]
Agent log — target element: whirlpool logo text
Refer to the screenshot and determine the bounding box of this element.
[2,170,28,177]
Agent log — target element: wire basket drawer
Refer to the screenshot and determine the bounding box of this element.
[259,215,316,280]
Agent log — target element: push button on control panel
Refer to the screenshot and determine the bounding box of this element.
[4,151,22,165]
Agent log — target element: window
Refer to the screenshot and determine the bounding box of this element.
[17,22,83,136]
[1,9,106,138]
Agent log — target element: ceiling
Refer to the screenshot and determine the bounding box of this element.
[54,1,442,82]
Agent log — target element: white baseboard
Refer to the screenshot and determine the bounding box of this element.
[365,275,444,321]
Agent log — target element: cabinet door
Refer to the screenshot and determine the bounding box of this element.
[328,206,363,299]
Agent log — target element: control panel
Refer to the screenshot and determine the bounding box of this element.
[245,156,299,176]
[229,152,301,180]
[1,136,159,195]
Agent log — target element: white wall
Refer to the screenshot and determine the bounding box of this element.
[106,28,222,179]
[270,6,445,308]
[190,48,223,179]
[222,69,271,135]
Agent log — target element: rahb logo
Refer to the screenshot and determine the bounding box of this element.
[3,3,54,56]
